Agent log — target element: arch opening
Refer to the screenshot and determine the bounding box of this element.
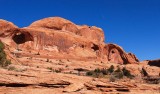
[91,44,99,51]
[12,31,33,44]
[12,33,26,44]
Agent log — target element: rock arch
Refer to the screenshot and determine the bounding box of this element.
[12,31,33,44]
[105,44,139,64]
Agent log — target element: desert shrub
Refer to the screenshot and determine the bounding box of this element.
[0,42,11,67]
[86,66,135,80]
[112,67,123,79]
[108,65,114,74]
[54,69,62,73]
[110,75,116,82]
[47,67,53,71]
[86,70,94,76]
[94,68,101,73]
[0,42,4,51]
[101,68,108,75]
[93,68,104,78]
[4,60,11,66]
[122,67,134,79]
[115,66,121,72]
[74,68,87,76]
[113,72,124,79]
[86,68,107,78]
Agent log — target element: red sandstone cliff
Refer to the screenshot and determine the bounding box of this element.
[0,17,139,64]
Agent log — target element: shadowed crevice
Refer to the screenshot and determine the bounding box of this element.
[12,31,33,44]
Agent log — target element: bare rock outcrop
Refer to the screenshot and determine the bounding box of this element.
[0,19,18,39]
[104,44,139,64]
[148,59,160,67]
[0,17,139,64]
[0,17,160,94]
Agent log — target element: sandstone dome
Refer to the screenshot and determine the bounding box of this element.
[29,17,75,30]
[0,19,18,37]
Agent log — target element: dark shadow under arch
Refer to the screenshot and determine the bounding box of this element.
[12,33,25,44]
[12,31,33,44]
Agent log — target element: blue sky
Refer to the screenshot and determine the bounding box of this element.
[0,0,160,61]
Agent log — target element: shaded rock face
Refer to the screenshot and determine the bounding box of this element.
[0,17,139,64]
[148,59,160,67]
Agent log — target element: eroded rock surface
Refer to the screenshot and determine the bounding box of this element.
[0,17,139,64]
[0,17,159,94]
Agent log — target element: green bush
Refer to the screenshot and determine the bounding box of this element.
[86,68,107,78]
[0,42,4,51]
[115,66,121,72]
[122,67,134,79]
[86,66,135,80]
[0,42,11,67]
[113,71,124,79]
[108,65,114,74]
[101,68,108,75]
[94,68,100,73]
[86,70,94,76]
[4,60,11,67]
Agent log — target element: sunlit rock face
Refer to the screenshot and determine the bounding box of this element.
[0,17,139,64]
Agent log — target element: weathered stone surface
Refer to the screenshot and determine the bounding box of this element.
[0,17,139,64]
[104,44,139,64]
[0,17,160,94]
[0,62,159,94]
[29,17,75,31]
[0,19,18,38]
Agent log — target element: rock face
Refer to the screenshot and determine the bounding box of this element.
[0,62,159,94]
[148,59,160,67]
[0,19,18,38]
[104,44,139,64]
[0,17,138,64]
[0,17,160,94]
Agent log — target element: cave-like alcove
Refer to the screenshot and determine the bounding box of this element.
[91,44,99,51]
[12,33,26,44]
